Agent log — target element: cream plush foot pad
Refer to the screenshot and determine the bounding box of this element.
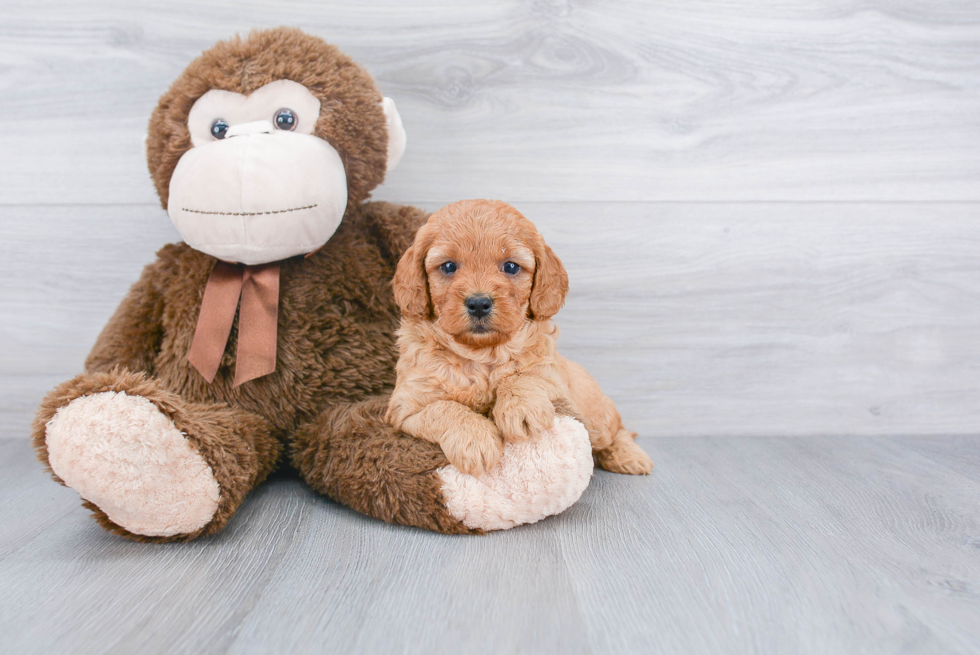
[438,415,594,531]
[45,391,220,537]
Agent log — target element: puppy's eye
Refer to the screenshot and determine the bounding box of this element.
[503,261,520,275]
[439,261,457,275]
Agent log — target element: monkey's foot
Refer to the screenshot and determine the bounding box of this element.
[437,415,593,531]
[45,391,220,537]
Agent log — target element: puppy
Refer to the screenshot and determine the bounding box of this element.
[386,199,653,478]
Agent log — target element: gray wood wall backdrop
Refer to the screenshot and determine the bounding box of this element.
[1,0,979,440]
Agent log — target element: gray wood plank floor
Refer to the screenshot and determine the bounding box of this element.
[2,436,978,654]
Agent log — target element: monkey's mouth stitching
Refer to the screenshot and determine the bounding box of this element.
[181,204,318,217]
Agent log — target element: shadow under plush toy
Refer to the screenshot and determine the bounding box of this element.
[32,27,595,541]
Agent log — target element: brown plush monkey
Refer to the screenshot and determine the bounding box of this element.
[31,28,593,541]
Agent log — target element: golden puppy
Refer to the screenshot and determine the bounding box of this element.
[386,199,653,477]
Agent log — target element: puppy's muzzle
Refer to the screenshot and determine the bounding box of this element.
[465,294,493,319]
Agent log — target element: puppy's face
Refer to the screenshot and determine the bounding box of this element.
[393,200,568,348]
[424,218,535,347]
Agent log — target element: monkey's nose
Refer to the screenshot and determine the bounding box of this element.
[225,120,275,138]
[465,294,494,318]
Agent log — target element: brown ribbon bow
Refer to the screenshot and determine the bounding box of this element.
[187,261,280,387]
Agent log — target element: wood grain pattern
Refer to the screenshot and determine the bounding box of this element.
[4,202,979,440]
[0,0,978,204]
[3,4,978,653]
[2,436,978,654]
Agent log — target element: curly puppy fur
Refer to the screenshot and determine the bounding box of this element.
[386,199,653,477]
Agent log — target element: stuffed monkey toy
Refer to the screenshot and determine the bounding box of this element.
[31,28,594,541]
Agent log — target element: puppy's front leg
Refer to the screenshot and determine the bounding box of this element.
[400,401,504,476]
[493,375,557,443]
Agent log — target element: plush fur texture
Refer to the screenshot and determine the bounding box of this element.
[33,368,281,541]
[438,415,593,531]
[34,30,609,540]
[147,27,388,212]
[32,28,481,540]
[32,199,474,540]
[46,391,220,537]
[387,200,654,477]
[291,395,480,535]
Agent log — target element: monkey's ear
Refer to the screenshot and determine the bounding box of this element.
[392,224,433,319]
[529,240,569,320]
[383,97,407,173]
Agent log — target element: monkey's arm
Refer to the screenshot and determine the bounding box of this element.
[85,256,167,375]
[360,201,430,266]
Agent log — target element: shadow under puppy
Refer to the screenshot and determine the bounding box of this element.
[386,199,653,477]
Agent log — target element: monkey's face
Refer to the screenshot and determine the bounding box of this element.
[149,29,408,266]
[166,78,404,265]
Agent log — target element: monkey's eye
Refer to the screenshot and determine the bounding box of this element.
[503,261,520,275]
[210,119,230,140]
[440,261,457,275]
[274,108,297,131]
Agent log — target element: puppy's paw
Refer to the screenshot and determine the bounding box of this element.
[441,419,504,477]
[594,433,653,475]
[493,387,556,443]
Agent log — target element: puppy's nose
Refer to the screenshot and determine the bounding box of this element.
[465,294,494,318]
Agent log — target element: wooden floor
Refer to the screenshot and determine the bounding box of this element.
[3,436,979,654]
[2,1,980,653]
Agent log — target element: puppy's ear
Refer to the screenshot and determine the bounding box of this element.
[529,239,569,319]
[392,223,434,319]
